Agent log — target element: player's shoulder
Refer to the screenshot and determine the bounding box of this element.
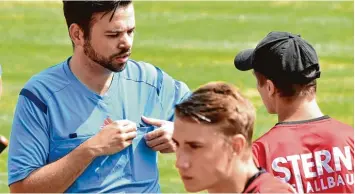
[253,124,281,143]
[327,118,354,141]
[327,117,353,130]
[301,116,354,138]
[22,59,70,102]
[123,59,164,81]
[252,124,295,160]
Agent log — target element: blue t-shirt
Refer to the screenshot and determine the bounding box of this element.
[8,57,190,193]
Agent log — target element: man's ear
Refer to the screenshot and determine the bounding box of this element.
[230,134,247,156]
[266,79,276,97]
[68,23,85,48]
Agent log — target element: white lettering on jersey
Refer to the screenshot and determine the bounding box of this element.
[320,178,328,190]
[271,146,353,193]
[333,146,352,171]
[327,176,336,189]
[315,149,333,175]
[286,155,304,193]
[346,173,354,185]
[306,181,314,192]
[314,179,321,191]
[305,174,353,193]
[301,153,317,178]
[272,157,291,182]
[337,174,345,186]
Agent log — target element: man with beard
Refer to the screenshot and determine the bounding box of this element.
[8,1,189,193]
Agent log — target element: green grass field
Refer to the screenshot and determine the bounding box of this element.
[0,1,353,192]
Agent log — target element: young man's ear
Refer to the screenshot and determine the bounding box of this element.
[68,23,85,48]
[231,134,247,156]
[266,79,276,97]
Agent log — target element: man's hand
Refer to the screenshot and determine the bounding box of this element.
[84,118,137,157]
[142,116,176,153]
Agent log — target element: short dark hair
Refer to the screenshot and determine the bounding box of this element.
[254,71,317,97]
[63,0,132,40]
[175,82,255,146]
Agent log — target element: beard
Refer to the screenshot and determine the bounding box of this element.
[83,39,131,72]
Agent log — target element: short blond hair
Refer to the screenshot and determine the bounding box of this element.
[175,82,255,146]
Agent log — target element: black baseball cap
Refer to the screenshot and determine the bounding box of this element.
[234,31,321,84]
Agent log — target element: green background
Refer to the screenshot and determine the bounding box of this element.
[0,1,353,192]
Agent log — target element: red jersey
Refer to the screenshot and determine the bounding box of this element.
[243,169,296,193]
[253,116,354,193]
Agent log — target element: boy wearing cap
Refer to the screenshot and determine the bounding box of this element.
[234,31,354,193]
[173,82,295,193]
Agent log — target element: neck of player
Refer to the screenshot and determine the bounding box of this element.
[207,157,259,193]
[276,96,324,123]
[70,53,114,96]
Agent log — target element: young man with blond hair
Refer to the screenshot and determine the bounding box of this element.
[173,81,295,193]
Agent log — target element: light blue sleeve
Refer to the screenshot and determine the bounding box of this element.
[158,72,191,121]
[8,94,49,185]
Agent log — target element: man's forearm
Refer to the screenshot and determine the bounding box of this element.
[10,142,96,193]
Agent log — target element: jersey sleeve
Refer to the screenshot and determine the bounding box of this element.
[157,68,191,121]
[252,141,267,168]
[8,90,50,185]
